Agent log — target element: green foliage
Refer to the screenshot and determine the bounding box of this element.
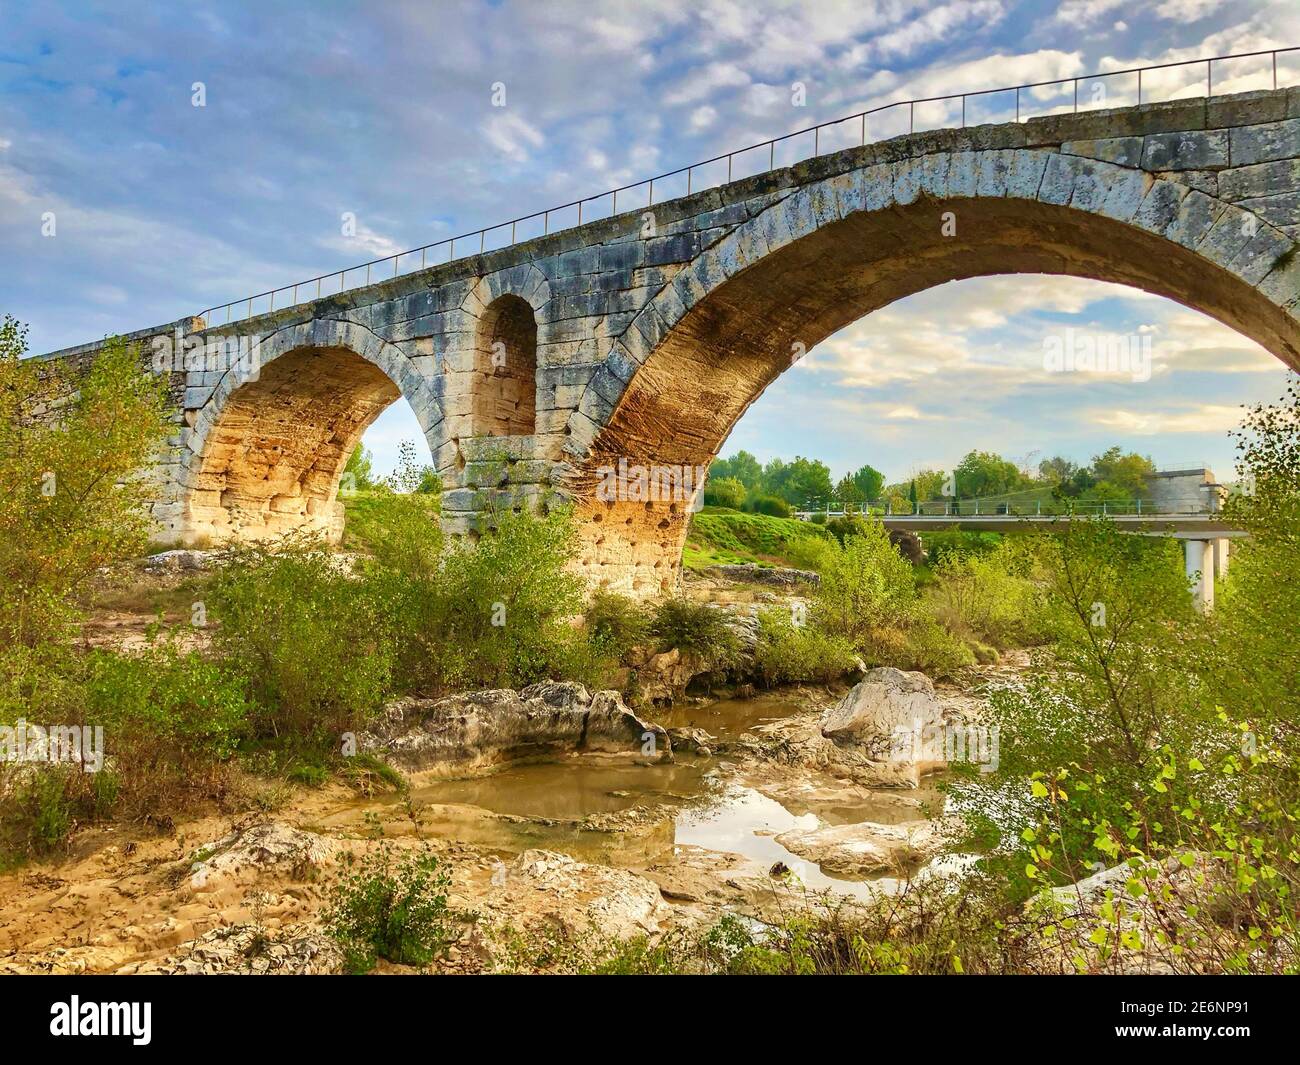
[811,520,916,645]
[385,439,439,495]
[373,506,594,694]
[950,522,1214,893]
[744,493,792,518]
[752,608,858,686]
[684,509,831,568]
[343,444,378,491]
[0,318,170,648]
[923,529,1003,564]
[702,475,746,510]
[325,846,454,973]
[928,540,1051,648]
[709,449,762,489]
[955,449,1025,498]
[851,463,885,501]
[209,537,394,745]
[0,640,249,861]
[584,590,649,662]
[760,455,834,506]
[81,643,249,810]
[649,599,740,670]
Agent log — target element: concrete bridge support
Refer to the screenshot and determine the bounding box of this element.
[1185,538,1216,612]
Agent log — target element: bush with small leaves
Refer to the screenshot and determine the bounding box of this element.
[325,846,454,973]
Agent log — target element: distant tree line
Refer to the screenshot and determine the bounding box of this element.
[704,445,1157,513]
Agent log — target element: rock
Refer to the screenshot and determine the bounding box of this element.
[144,924,345,975]
[357,682,670,774]
[143,549,214,572]
[708,564,820,589]
[775,818,951,876]
[667,726,714,757]
[485,849,672,945]
[185,822,338,894]
[821,668,940,748]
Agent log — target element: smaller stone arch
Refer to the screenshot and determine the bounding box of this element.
[181,317,442,544]
[472,293,538,437]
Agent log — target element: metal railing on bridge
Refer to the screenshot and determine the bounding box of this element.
[196,46,1299,327]
[792,498,1219,521]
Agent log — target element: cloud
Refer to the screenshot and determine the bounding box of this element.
[481,110,545,163]
[1086,403,1246,434]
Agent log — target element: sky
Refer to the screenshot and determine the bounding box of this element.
[2,0,1297,484]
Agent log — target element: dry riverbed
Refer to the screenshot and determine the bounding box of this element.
[0,651,1025,975]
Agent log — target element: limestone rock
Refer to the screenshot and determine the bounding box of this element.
[775,818,951,876]
[821,668,939,744]
[485,849,672,945]
[144,924,344,975]
[186,822,339,894]
[142,549,214,572]
[358,682,670,774]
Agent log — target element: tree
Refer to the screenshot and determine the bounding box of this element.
[344,444,378,491]
[766,456,833,506]
[954,450,1022,498]
[703,475,746,510]
[1038,456,1078,485]
[0,316,170,648]
[911,469,946,501]
[386,440,439,495]
[851,463,885,501]
[1091,446,1155,499]
[834,474,865,503]
[711,450,762,489]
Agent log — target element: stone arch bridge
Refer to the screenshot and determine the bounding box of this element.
[42,88,1300,597]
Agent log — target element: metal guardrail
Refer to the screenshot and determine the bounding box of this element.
[793,498,1223,519]
[197,46,1299,327]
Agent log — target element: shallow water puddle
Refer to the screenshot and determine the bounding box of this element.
[331,694,946,900]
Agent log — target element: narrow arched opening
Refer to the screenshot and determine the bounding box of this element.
[473,294,537,437]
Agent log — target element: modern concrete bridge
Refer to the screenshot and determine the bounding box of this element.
[873,513,1241,610]
[39,55,1300,598]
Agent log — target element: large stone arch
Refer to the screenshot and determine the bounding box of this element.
[182,318,442,543]
[563,149,1300,596]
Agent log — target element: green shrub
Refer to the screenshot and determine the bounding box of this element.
[649,598,740,670]
[584,590,649,662]
[812,520,916,645]
[83,643,249,812]
[0,318,169,649]
[372,506,595,695]
[744,493,792,518]
[325,846,454,973]
[210,538,393,744]
[924,530,1001,565]
[702,475,746,510]
[928,540,1050,648]
[752,609,858,686]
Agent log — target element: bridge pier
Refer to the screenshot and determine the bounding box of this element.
[1184,538,1216,612]
[1213,537,1231,581]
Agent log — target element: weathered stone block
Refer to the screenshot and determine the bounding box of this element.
[1230,118,1300,166]
[1141,130,1228,171]
[1220,159,1300,201]
[1062,136,1143,167]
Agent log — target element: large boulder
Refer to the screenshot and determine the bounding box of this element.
[357,682,670,775]
[775,818,952,877]
[820,667,945,773]
[731,668,949,788]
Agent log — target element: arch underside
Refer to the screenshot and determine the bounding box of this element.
[574,194,1300,596]
[188,345,399,542]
